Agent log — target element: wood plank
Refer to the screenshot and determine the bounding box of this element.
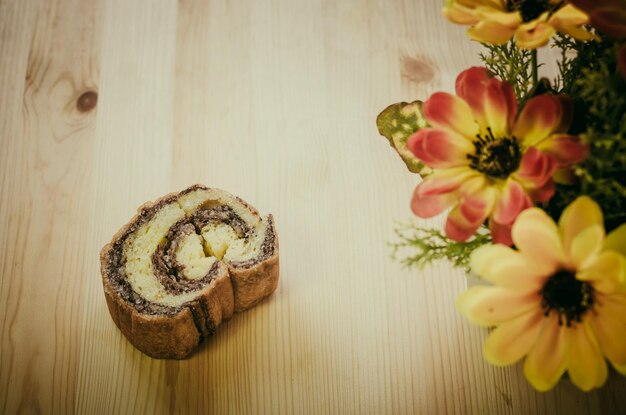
[0,0,101,413]
[0,0,625,413]
[75,0,178,414]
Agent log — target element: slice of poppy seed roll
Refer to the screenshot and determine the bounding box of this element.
[100,185,279,359]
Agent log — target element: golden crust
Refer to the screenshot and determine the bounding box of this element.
[228,217,280,312]
[99,185,279,359]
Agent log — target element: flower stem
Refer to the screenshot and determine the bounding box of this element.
[531,49,538,85]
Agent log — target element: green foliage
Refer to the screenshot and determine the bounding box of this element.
[552,34,606,96]
[390,224,491,272]
[479,41,535,101]
[480,35,626,231]
[547,36,626,231]
[552,35,586,93]
[376,101,430,174]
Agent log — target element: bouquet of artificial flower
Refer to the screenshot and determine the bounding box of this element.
[377,0,626,392]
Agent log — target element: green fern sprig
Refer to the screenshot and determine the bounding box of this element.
[390,224,491,272]
[479,41,535,101]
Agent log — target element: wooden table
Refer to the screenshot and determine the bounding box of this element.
[1,0,625,413]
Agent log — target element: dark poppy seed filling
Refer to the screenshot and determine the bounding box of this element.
[191,205,251,238]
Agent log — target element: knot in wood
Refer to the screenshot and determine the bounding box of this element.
[76,91,98,113]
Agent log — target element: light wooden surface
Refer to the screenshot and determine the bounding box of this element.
[1,0,625,413]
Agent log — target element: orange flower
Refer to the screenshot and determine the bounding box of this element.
[570,0,626,38]
[407,67,587,244]
[457,197,626,391]
[444,0,595,49]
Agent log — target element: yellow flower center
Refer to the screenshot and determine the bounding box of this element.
[468,128,522,179]
[506,0,552,22]
[540,270,594,326]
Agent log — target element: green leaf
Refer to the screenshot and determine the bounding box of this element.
[376,100,430,174]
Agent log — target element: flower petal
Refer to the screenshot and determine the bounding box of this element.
[536,134,588,167]
[423,92,479,138]
[598,292,626,325]
[470,244,553,291]
[514,147,557,190]
[512,208,567,268]
[446,206,485,241]
[415,167,477,197]
[603,223,626,257]
[588,8,626,38]
[489,218,513,246]
[483,78,517,138]
[553,96,574,135]
[558,196,603,256]
[484,308,544,366]
[550,3,589,26]
[411,186,457,218]
[409,157,481,220]
[456,286,540,326]
[554,21,595,41]
[457,171,490,197]
[588,296,626,375]
[514,20,556,49]
[468,20,518,45]
[445,186,495,241]
[569,225,604,271]
[474,6,521,26]
[492,180,533,226]
[523,314,567,391]
[548,5,595,41]
[568,0,625,37]
[565,321,608,391]
[443,3,480,25]
[513,95,564,147]
[407,128,473,169]
[577,251,626,294]
[527,179,555,203]
[455,67,490,128]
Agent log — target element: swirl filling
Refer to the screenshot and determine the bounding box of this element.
[103,185,276,315]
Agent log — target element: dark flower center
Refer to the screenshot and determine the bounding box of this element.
[467,128,522,179]
[506,0,552,22]
[541,270,594,326]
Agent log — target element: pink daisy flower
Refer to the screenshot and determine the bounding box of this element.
[407,67,587,244]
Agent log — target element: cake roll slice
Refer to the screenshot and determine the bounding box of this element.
[100,185,279,359]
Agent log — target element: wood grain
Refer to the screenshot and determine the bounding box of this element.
[0,0,624,414]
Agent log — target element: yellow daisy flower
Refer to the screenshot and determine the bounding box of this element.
[457,196,626,391]
[444,0,595,49]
